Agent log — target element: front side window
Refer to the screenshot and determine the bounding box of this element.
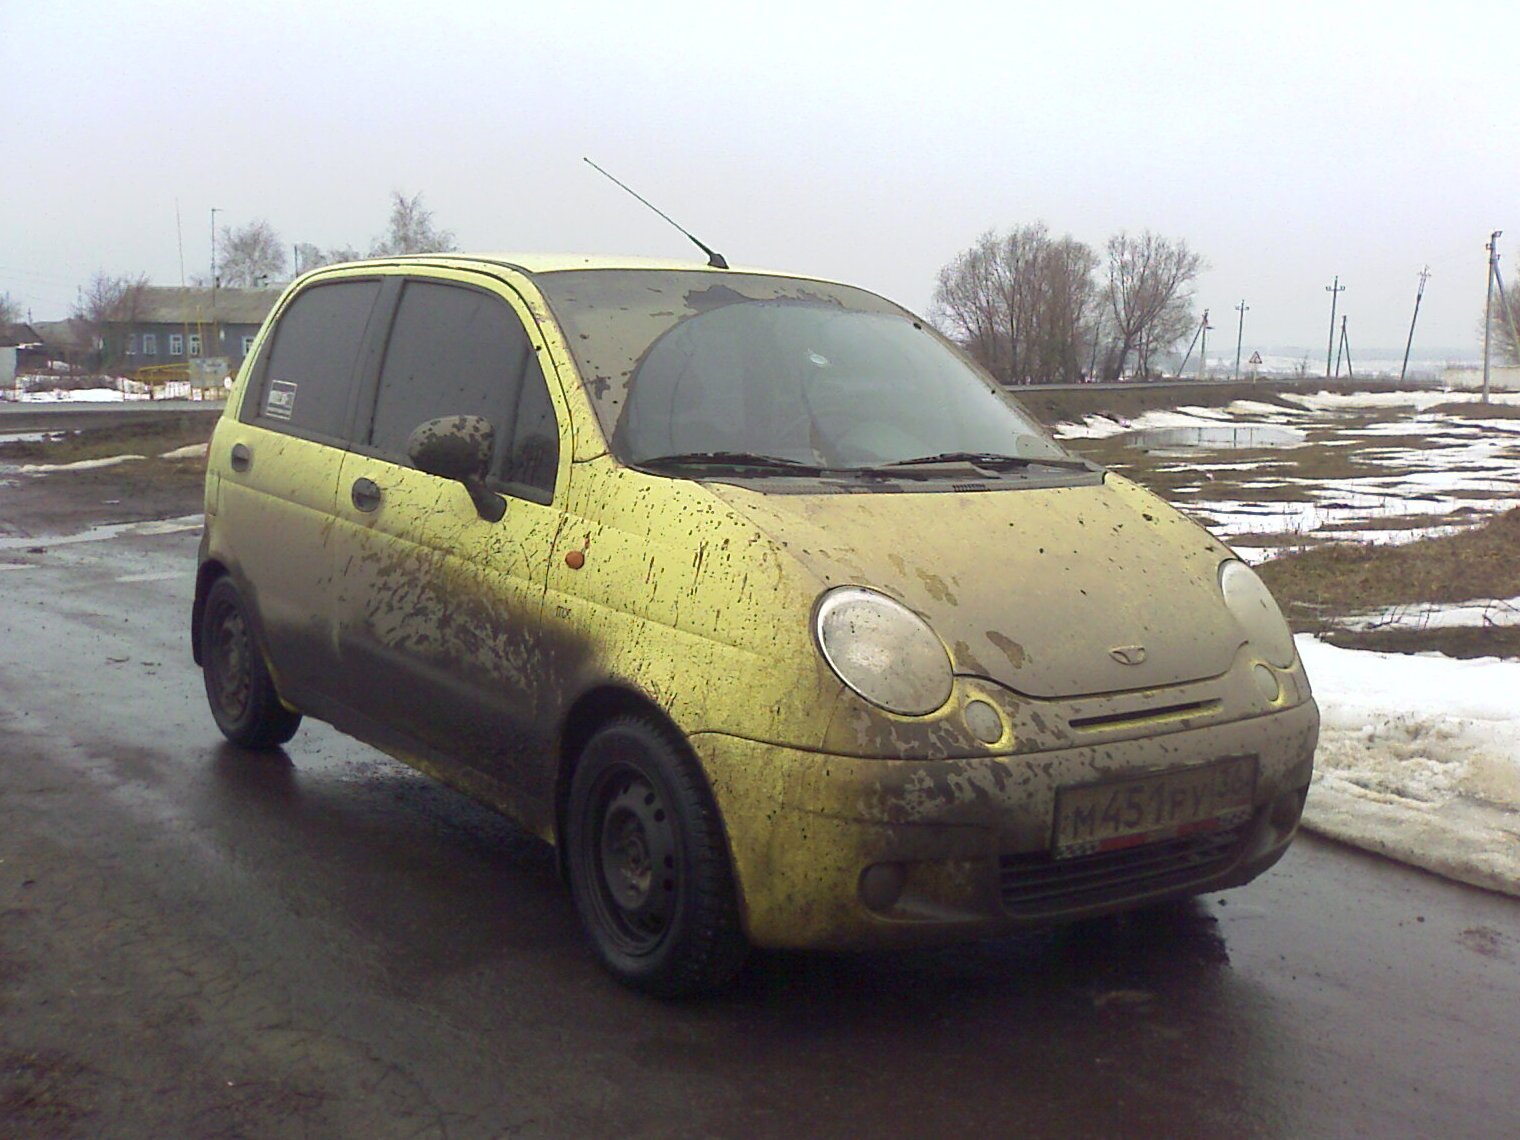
[169,333,184,356]
[188,333,202,356]
[142,333,158,356]
[365,279,558,499]
[536,270,1069,473]
[255,279,381,438]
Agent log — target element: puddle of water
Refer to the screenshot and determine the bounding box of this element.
[0,431,68,445]
[1127,424,1306,450]
[0,515,203,552]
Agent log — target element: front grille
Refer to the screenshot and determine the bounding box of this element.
[998,826,1246,916]
[1067,699,1220,732]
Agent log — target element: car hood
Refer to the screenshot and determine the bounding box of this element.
[705,475,1243,699]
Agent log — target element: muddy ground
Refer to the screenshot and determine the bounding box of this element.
[0,406,216,537]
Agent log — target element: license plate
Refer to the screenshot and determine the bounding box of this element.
[1053,756,1258,859]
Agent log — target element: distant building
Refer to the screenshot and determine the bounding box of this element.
[29,318,94,373]
[1,321,46,381]
[112,287,278,378]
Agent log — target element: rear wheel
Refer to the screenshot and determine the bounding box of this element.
[566,716,747,996]
[200,576,302,749]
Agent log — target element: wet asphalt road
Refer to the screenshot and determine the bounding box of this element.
[2,520,1518,1139]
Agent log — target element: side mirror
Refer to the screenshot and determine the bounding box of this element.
[406,415,506,522]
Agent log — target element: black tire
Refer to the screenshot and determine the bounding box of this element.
[200,576,302,749]
[566,716,748,997]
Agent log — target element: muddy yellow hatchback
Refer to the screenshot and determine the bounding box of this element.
[194,254,1317,995]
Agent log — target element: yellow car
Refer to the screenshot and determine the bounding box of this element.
[194,254,1317,995]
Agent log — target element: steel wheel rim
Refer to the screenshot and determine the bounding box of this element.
[209,602,252,721]
[588,764,678,954]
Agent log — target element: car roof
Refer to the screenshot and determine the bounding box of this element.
[313,252,793,277]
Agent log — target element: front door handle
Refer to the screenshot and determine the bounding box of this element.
[229,442,252,472]
[351,477,382,512]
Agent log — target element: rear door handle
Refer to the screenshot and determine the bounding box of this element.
[351,477,382,512]
[229,443,252,472]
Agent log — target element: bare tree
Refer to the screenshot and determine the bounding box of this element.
[369,191,457,256]
[931,224,1099,384]
[1103,231,1204,380]
[218,220,288,287]
[72,272,149,368]
[0,291,22,327]
[1490,289,1520,365]
[1030,236,1100,383]
[292,242,363,275]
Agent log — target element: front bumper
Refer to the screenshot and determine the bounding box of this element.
[694,698,1318,951]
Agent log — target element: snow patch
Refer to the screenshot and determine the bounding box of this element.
[158,443,209,460]
[17,455,146,473]
[1338,596,1520,632]
[1297,636,1520,896]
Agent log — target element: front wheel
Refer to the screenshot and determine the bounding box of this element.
[566,716,748,997]
[200,576,302,749]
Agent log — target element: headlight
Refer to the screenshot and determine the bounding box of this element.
[814,587,953,716]
[1219,560,1296,668]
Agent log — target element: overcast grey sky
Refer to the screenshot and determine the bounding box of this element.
[5,0,1518,355]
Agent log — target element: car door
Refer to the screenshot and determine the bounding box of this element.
[214,276,384,706]
[324,272,568,818]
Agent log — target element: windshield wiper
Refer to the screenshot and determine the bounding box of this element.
[880,451,1092,471]
[637,451,825,472]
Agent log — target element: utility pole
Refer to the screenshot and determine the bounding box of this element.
[1324,276,1344,379]
[1399,266,1430,384]
[210,207,222,294]
[1175,309,1210,379]
[1233,300,1249,380]
[1199,310,1212,380]
[1337,315,1354,380]
[1483,230,1502,405]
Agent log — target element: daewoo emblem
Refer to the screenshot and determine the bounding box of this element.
[1109,645,1148,666]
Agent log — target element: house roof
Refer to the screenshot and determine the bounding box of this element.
[30,318,93,351]
[1,322,41,347]
[127,287,279,325]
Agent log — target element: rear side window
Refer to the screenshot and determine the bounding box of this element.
[254,280,380,439]
[366,279,559,501]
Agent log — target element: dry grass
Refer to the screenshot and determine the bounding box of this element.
[0,414,214,463]
[1318,626,1520,660]
[1428,401,1520,419]
[1256,507,1520,621]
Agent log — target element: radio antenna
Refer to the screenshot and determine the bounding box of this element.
[583,157,728,269]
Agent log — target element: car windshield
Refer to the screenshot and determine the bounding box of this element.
[535,269,1073,472]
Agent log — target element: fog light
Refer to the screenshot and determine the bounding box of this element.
[964,699,1004,744]
[859,862,907,913]
[1253,664,1281,705]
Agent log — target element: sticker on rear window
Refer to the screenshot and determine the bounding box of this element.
[265,379,297,421]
